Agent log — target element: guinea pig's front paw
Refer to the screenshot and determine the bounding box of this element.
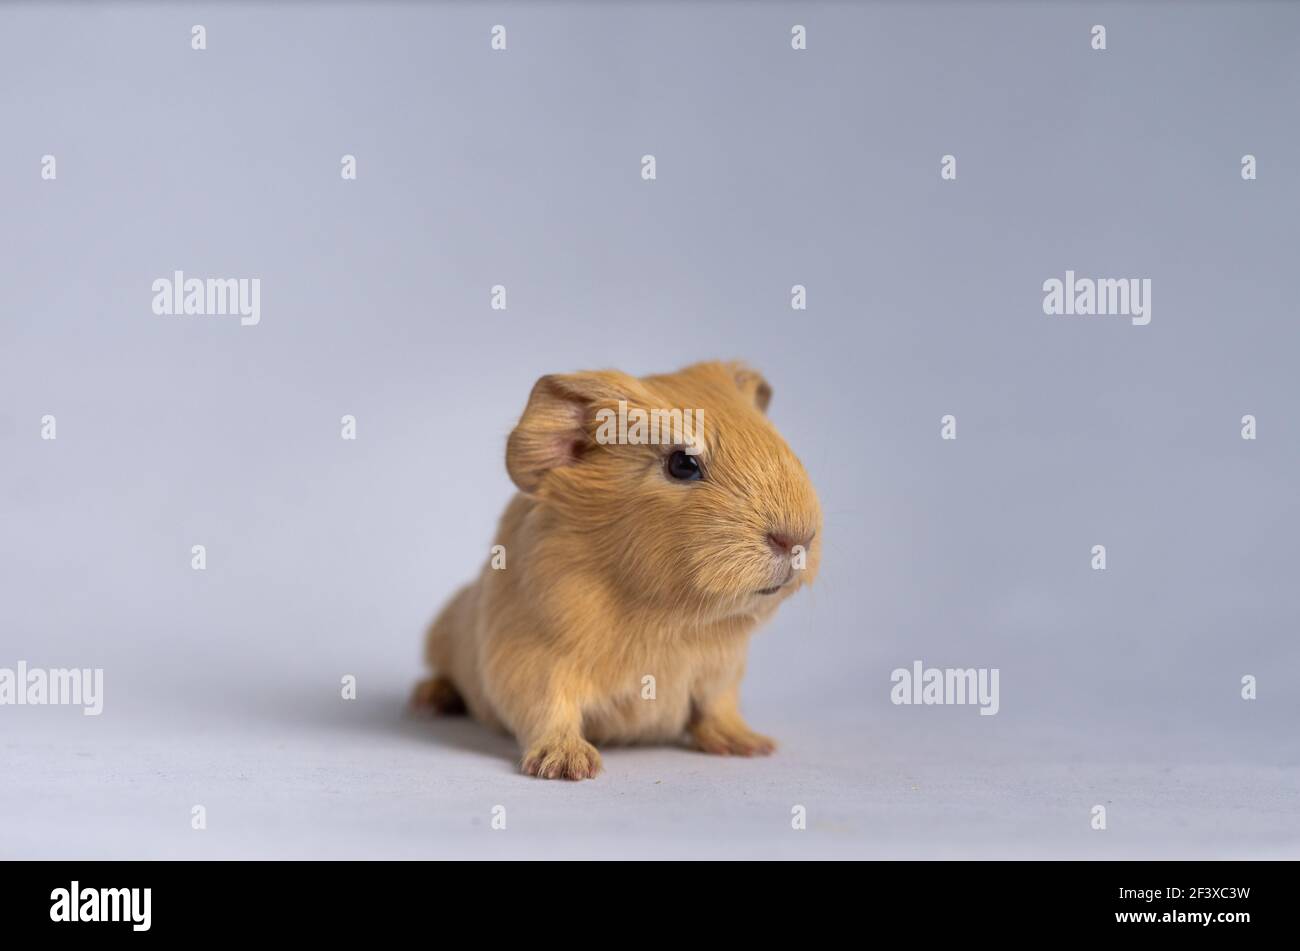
[521,736,603,781]
[689,718,777,757]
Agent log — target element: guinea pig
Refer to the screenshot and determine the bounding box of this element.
[411,360,822,779]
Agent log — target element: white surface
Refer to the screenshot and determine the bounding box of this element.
[4,680,1296,860]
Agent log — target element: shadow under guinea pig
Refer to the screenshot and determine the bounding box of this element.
[246,682,522,769]
[363,690,522,765]
[255,682,713,774]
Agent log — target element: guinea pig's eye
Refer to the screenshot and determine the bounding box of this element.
[665,449,703,482]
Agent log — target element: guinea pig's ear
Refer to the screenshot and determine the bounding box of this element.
[506,371,643,494]
[727,362,773,414]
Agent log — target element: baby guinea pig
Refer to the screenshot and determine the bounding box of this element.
[411,360,822,779]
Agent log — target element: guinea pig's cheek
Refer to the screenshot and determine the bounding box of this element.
[691,551,750,600]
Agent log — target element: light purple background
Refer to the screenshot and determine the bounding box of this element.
[2,2,1298,858]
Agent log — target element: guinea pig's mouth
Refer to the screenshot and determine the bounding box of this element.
[755,567,795,596]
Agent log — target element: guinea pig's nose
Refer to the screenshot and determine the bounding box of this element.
[767,529,814,555]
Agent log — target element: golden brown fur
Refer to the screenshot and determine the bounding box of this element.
[412,361,822,779]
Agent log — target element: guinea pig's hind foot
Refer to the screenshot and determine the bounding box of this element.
[689,717,777,757]
[409,675,467,716]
